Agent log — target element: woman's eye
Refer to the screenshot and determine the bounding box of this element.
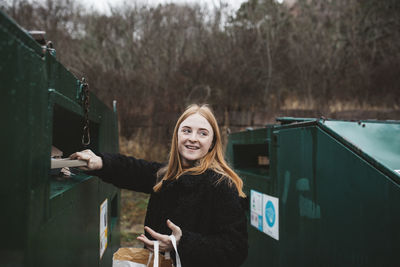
[199,131,208,136]
[182,129,191,133]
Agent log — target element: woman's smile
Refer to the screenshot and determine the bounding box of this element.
[185,145,200,150]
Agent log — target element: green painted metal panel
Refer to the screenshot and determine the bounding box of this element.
[274,125,319,266]
[314,128,399,265]
[1,10,120,267]
[226,118,400,266]
[226,127,278,267]
[320,120,400,179]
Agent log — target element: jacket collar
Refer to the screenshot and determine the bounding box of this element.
[160,169,217,191]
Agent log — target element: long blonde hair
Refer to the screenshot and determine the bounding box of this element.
[153,104,246,197]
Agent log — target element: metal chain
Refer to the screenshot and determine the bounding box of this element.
[81,77,90,146]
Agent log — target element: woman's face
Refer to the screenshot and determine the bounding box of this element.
[177,113,214,167]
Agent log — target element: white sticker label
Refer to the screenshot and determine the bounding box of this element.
[250,190,263,231]
[250,190,279,241]
[262,194,279,241]
[100,199,108,259]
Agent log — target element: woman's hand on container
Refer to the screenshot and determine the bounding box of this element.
[69,149,103,170]
[137,219,182,252]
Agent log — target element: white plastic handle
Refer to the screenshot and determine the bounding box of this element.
[149,236,181,267]
[153,241,159,267]
[169,235,181,267]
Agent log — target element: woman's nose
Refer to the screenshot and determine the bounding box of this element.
[188,132,198,142]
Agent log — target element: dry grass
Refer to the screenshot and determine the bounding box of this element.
[327,101,400,112]
[280,94,399,112]
[120,190,149,247]
[119,130,169,162]
[118,133,169,247]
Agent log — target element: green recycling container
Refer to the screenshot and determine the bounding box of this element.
[226,118,400,266]
[0,10,120,267]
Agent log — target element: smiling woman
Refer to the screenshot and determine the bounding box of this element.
[177,113,214,167]
[70,104,248,267]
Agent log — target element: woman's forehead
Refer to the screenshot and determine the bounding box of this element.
[179,113,213,131]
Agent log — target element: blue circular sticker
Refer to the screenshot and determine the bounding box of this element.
[265,200,275,227]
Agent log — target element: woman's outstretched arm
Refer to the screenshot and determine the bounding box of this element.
[70,150,162,193]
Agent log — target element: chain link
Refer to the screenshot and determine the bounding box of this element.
[81,77,90,146]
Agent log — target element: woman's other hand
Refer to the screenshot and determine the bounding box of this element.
[137,219,182,252]
[69,149,103,171]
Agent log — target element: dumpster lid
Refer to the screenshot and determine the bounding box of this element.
[319,120,400,178]
[276,117,317,125]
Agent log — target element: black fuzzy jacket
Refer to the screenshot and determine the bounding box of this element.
[91,153,248,267]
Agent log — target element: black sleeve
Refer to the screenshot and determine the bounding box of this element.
[177,179,248,267]
[88,152,163,194]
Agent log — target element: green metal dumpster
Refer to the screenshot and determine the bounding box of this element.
[226,118,400,266]
[0,11,120,267]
